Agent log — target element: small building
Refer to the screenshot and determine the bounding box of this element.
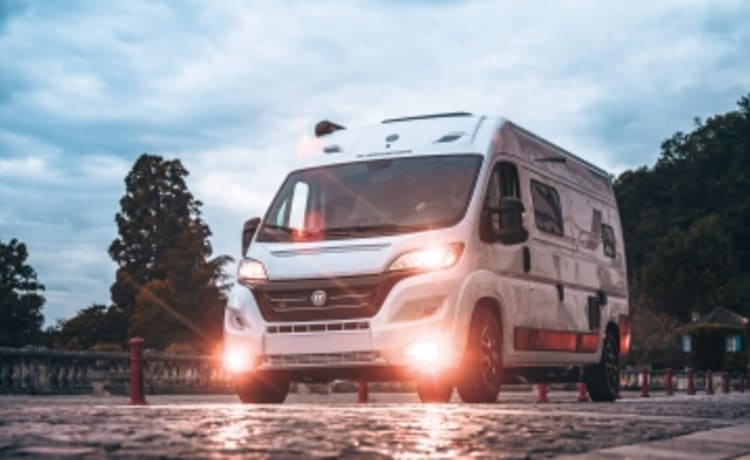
[681,307,748,371]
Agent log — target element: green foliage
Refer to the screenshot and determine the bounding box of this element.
[46,304,124,350]
[163,341,199,355]
[108,154,232,350]
[0,238,45,346]
[615,94,750,321]
[724,349,747,373]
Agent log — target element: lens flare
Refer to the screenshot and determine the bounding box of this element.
[224,347,252,373]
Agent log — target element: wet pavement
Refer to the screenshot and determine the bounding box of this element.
[1,391,749,458]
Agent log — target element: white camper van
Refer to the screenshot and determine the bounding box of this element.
[224,112,630,403]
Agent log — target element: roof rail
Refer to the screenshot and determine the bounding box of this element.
[382,112,473,124]
[315,120,345,137]
[509,122,612,180]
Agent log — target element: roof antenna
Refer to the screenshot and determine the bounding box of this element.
[315,120,346,137]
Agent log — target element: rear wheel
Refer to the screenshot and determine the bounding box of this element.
[416,376,453,403]
[456,307,502,403]
[235,372,290,403]
[584,330,619,402]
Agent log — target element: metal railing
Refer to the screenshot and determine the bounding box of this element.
[0,346,233,395]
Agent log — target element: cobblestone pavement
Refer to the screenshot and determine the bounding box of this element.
[1,391,749,458]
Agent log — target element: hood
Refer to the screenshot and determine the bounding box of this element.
[247,231,459,280]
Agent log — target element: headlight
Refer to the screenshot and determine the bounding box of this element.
[237,258,267,285]
[388,243,464,272]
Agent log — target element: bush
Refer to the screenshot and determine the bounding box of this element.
[89,342,123,352]
[724,350,747,373]
[164,342,198,355]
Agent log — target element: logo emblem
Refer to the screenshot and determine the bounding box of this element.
[310,289,327,307]
[385,133,399,143]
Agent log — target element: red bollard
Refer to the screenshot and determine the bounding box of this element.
[722,372,730,394]
[537,383,549,403]
[706,370,714,395]
[665,368,673,396]
[687,368,696,395]
[129,337,146,405]
[640,368,650,397]
[740,375,746,393]
[357,381,369,403]
[577,382,588,402]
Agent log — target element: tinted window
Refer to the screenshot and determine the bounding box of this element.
[531,179,563,236]
[482,162,521,242]
[601,223,616,258]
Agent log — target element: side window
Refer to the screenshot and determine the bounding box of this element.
[482,162,521,241]
[499,162,520,199]
[601,223,616,258]
[531,179,564,236]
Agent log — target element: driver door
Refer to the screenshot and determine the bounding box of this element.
[482,161,537,361]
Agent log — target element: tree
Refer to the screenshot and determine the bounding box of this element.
[45,304,124,350]
[615,94,750,320]
[0,238,45,346]
[638,215,740,321]
[109,154,231,350]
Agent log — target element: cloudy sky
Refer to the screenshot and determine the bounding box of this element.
[1,0,748,324]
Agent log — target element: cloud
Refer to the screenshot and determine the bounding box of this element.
[0,0,749,324]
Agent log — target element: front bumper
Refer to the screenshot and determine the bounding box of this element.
[223,267,466,375]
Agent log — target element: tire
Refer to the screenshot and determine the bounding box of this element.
[235,372,290,403]
[456,307,503,403]
[416,376,453,403]
[584,330,619,402]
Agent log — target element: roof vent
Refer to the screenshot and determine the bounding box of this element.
[323,144,342,154]
[434,132,467,143]
[315,120,346,137]
[382,112,473,124]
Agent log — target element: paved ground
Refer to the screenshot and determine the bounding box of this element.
[1,391,749,459]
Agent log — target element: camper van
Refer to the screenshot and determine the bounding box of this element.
[223,112,630,403]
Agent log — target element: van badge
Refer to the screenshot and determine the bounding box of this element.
[385,133,399,143]
[310,289,327,306]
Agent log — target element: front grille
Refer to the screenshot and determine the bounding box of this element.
[267,321,369,334]
[262,351,381,367]
[252,272,406,322]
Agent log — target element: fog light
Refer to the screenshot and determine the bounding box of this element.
[223,347,253,373]
[405,341,440,363]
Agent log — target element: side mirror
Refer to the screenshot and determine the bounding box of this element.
[484,197,528,245]
[241,217,261,256]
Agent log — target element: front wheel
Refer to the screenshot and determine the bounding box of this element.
[235,372,290,403]
[456,307,503,403]
[584,330,619,402]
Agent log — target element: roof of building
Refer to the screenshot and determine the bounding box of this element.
[698,307,748,330]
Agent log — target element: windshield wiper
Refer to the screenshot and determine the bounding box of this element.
[324,223,424,237]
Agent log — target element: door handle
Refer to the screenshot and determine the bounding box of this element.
[523,246,531,273]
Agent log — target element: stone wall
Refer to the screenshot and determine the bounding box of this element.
[0,347,234,395]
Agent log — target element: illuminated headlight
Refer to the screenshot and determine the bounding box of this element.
[388,243,464,272]
[223,346,253,373]
[237,258,267,285]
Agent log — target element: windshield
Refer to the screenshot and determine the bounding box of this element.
[257,155,482,242]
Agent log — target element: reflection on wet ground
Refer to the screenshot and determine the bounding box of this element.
[1,392,749,458]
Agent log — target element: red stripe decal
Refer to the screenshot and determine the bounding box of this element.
[514,327,600,353]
